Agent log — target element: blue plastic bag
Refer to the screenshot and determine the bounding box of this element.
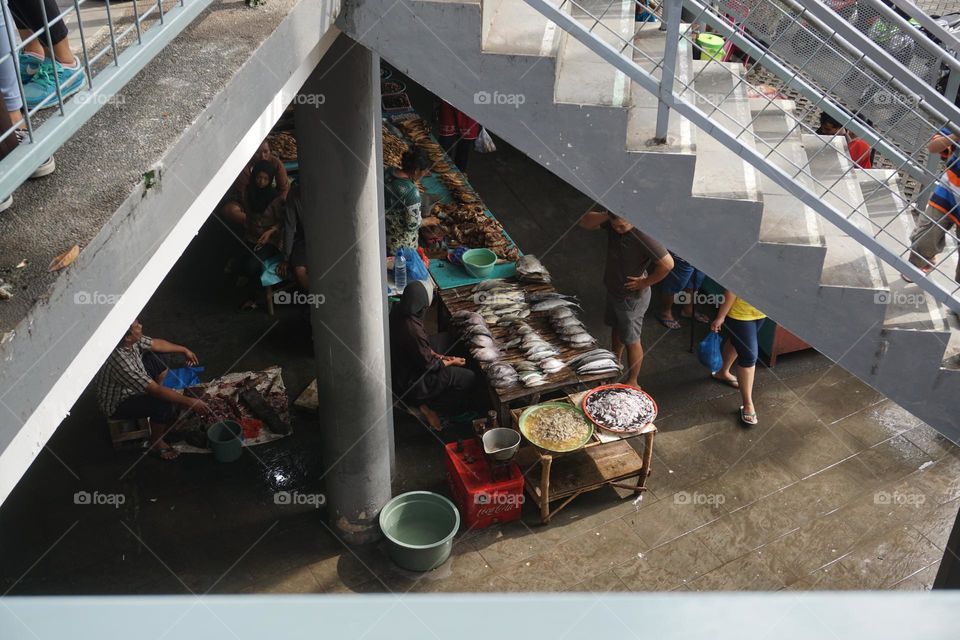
[396,247,428,281]
[260,255,284,287]
[698,332,723,373]
[162,366,204,390]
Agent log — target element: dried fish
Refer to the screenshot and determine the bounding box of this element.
[539,358,566,374]
[516,254,551,284]
[567,349,618,367]
[470,334,497,349]
[577,359,621,374]
[471,346,502,362]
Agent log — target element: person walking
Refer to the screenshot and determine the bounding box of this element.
[710,291,767,426]
[579,209,673,387]
[907,128,960,286]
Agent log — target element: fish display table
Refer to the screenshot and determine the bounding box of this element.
[436,281,621,425]
[510,394,656,524]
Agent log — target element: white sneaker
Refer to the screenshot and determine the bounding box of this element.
[15,128,56,178]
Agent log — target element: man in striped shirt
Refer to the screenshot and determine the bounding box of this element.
[908,128,960,285]
[96,320,210,460]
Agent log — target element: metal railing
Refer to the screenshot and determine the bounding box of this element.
[0,0,214,202]
[522,0,960,313]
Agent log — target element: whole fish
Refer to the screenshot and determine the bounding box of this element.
[453,310,485,323]
[473,279,508,292]
[539,358,566,374]
[471,346,501,362]
[550,307,575,320]
[528,349,562,362]
[567,348,617,367]
[558,324,588,336]
[464,324,492,337]
[578,359,621,374]
[531,298,580,312]
[486,363,517,377]
[515,360,539,372]
[553,315,583,328]
[566,333,597,346]
[502,337,523,349]
[471,334,497,348]
[516,254,550,277]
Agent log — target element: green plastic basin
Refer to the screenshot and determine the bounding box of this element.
[462,248,497,279]
[697,33,725,61]
[207,421,243,463]
[379,491,460,571]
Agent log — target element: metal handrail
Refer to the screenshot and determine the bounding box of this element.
[0,0,211,201]
[524,0,960,312]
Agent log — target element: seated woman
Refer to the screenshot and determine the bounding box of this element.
[220,141,290,226]
[238,160,286,309]
[389,280,476,430]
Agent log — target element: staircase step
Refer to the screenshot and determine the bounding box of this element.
[748,98,824,248]
[802,134,886,292]
[554,4,633,107]
[686,60,760,201]
[482,0,559,56]
[857,169,951,333]
[626,28,695,154]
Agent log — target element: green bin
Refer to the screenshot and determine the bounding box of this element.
[379,491,460,571]
[207,421,243,463]
[697,33,725,61]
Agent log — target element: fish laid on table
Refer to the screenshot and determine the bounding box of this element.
[553,315,584,328]
[577,359,622,374]
[473,278,508,292]
[471,334,498,349]
[557,324,588,336]
[531,298,580,312]
[527,291,578,304]
[550,306,575,320]
[453,310,485,324]
[528,349,562,363]
[516,254,552,284]
[515,360,539,372]
[463,324,493,337]
[539,358,566,374]
[566,333,597,347]
[485,362,519,388]
[471,346,502,362]
[567,349,618,367]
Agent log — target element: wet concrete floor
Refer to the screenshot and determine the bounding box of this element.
[0,99,958,595]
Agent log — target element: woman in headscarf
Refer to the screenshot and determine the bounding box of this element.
[390,280,476,430]
[238,160,286,310]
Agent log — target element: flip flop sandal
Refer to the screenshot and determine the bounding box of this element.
[711,372,740,389]
[740,406,758,426]
[655,314,682,330]
[683,312,710,324]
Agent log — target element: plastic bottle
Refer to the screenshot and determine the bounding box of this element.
[394,251,407,293]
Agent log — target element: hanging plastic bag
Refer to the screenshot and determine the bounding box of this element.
[698,331,724,373]
[475,127,496,153]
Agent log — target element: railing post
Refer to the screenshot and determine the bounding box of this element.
[655,0,682,142]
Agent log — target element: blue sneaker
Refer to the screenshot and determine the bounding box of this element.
[19,52,43,82]
[23,59,86,110]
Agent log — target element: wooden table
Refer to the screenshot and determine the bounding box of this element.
[510,392,656,524]
[436,281,621,424]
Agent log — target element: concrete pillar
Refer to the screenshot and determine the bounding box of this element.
[295,35,394,544]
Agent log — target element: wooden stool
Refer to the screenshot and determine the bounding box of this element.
[107,418,151,451]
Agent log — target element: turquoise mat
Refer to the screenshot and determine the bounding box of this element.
[430,258,518,290]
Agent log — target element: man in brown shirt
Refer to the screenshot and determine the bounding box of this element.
[580,210,674,387]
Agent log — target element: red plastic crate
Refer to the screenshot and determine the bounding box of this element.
[444,438,523,530]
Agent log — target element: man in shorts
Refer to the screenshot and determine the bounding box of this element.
[580,209,674,387]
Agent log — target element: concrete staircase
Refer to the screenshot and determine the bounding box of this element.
[340,0,960,439]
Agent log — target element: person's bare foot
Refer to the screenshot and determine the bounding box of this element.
[419,404,443,431]
[624,379,642,390]
[150,439,179,460]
